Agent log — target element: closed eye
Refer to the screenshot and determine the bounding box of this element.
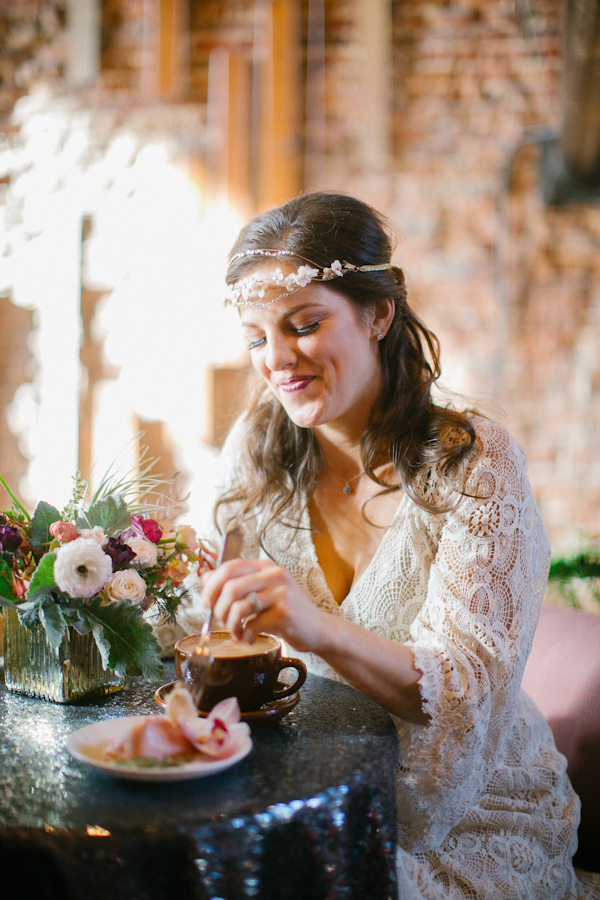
[248,336,266,350]
[292,321,319,336]
[247,321,319,350]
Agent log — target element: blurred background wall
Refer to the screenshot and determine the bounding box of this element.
[0,0,598,558]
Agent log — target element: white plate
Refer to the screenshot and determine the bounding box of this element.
[66,715,253,782]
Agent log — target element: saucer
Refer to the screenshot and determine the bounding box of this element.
[154,681,300,727]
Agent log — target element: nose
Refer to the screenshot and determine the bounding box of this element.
[264,331,296,371]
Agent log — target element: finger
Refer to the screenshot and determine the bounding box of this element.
[246,591,263,617]
[241,601,283,644]
[211,567,277,622]
[201,559,263,606]
[214,580,269,635]
[223,595,263,641]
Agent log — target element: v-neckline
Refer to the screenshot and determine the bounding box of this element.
[302,492,407,609]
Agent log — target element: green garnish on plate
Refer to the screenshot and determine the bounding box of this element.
[109,754,196,768]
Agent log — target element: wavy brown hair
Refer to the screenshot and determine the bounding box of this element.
[216,192,478,541]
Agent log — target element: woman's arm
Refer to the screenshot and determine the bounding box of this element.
[311,611,428,724]
[200,557,429,725]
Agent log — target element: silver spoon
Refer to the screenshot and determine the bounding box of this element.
[187,526,245,707]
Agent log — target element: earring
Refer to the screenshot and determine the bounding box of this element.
[376,334,384,341]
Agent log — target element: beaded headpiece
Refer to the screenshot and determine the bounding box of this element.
[225,249,394,308]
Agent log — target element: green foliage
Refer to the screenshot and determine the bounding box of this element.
[548,545,600,612]
[0,558,14,601]
[548,551,600,582]
[28,502,62,551]
[26,552,58,602]
[0,473,31,520]
[61,470,86,522]
[39,600,67,648]
[16,602,41,629]
[87,439,183,519]
[76,495,132,536]
[84,597,164,681]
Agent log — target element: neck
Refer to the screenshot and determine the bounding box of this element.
[314,431,364,481]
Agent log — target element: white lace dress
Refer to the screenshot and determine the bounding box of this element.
[193,416,597,900]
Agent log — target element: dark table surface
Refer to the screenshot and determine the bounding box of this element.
[0,662,399,900]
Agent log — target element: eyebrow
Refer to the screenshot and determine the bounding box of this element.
[240,301,327,329]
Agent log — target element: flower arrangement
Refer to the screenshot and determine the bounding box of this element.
[0,461,216,683]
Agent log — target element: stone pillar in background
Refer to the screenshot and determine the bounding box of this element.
[0,297,34,509]
[353,0,393,174]
[66,0,100,88]
[255,0,302,209]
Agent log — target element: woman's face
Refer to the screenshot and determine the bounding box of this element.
[239,280,386,436]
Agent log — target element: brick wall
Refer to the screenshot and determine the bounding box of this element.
[0,1,66,118]
[381,1,598,548]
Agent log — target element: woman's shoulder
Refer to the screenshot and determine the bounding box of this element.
[457,414,533,502]
[416,413,531,512]
[467,414,528,468]
[433,412,527,477]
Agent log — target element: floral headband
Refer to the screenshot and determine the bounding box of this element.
[224,249,394,308]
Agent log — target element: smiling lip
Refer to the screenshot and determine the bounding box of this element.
[277,376,315,393]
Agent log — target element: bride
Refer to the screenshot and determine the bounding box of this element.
[198,191,595,899]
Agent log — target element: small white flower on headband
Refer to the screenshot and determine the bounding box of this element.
[225,250,393,308]
[322,260,343,280]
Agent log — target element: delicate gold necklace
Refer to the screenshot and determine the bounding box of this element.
[322,460,364,494]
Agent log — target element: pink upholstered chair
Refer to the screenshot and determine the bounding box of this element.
[521,603,600,874]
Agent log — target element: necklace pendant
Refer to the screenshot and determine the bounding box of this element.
[343,484,352,494]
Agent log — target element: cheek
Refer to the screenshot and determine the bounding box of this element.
[249,351,267,375]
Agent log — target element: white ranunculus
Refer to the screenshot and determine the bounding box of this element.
[53,537,113,599]
[102,569,147,605]
[79,526,108,546]
[126,535,159,568]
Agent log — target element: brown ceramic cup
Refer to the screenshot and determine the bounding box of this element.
[174,631,307,713]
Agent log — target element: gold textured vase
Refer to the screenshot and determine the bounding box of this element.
[3,606,126,703]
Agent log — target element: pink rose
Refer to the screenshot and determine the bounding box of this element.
[49,521,79,543]
[175,524,200,553]
[131,515,163,544]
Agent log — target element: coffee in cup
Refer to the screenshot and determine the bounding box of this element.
[174,631,307,712]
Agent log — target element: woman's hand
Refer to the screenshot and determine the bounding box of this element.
[201,558,428,724]
[200,558,327,651]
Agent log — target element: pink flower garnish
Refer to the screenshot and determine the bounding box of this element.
[166,687,251,759]
[49,521,79,543]
[104,718,196,762]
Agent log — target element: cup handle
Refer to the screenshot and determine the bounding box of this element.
[272,657,307,699]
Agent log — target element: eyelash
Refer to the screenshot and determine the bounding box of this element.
[247,321,319,350]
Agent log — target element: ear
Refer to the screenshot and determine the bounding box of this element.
[370,298,395,341]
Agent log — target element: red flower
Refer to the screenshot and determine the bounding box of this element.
[131,515,163,544]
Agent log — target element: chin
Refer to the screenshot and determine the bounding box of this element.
[282,403,326,430]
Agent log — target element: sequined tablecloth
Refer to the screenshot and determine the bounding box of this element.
[0,663,399,900]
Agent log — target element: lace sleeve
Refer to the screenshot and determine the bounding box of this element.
[399,420,551,848]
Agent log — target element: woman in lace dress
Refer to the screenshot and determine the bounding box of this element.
[200,192,595,899]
